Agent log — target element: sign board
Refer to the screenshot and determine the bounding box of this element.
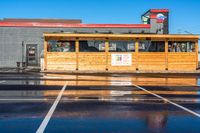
[111,54,132,66]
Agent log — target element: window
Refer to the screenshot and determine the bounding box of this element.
[168,41,195,52]
[79,40,105,52]
[109,41,135,52]
[47,40,75,52]
[139,41,165,52]
[142,16,150,24]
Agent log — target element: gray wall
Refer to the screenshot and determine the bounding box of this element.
[0,27,150,67]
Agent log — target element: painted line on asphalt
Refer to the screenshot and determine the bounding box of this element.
[36,82,68,133]
[132,83,200,118]
[0,80,6,84]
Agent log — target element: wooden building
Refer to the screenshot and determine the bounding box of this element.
[43,33,199,72]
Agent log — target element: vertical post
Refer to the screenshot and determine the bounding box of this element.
[105,38,109,71]
[44,38,47,70]
[195,40,199,69]
[76,38,79,71]
[165,39,168,70]
[135,39,139,70]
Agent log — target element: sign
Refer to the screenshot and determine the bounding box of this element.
[111,54,132,66]
[156,13,166,21]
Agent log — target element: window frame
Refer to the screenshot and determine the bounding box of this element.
[139,40,165,52]
[47,40,76,52]
[168,41,195,52]
[108,40,136,52]
[79,40,106,52]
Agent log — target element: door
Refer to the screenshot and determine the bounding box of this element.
[26,44,38,66]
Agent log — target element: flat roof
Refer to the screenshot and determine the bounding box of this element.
[43,33,199,39]
[150,9,169,13]
[0,22,150,28]
[1,18,82,23]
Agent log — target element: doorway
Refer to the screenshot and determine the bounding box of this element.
[26,44,38,66]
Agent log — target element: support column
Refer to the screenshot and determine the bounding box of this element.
[44,39,47,70]
[165,39,168,70]
[135,39,139,70]
[105,38,109,71]
[195,40,199,69]
[75,38,79,70]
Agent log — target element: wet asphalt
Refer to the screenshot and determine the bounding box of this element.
[0,73,200,133]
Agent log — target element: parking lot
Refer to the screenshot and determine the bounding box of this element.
[0,73,200,133]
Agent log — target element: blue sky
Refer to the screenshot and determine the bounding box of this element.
[0,0,200,34]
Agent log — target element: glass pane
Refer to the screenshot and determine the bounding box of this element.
[79,40,105,52]
[168,41,195,52]
[47,40,75,52]
[109,41,135,52]
[139,41,165,52]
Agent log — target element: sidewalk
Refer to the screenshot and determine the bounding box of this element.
[1,67,200,75]
[0,67,40,74]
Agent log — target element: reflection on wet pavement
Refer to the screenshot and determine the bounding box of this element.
[0,98,200,133]
[0,73,200,132]
[0,101,54,133]
[0,73,200,86]
[46,101,200,133]
[43,74,199,86]
[0,87,200,104]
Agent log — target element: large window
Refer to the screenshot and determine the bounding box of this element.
[47,40,75,52]
[168,41,195,52]
[79,40,105,52]
[109,41,135,52]
[139,41,165,52]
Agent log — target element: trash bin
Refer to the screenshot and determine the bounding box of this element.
[22,62,26,68]
[16,62,21,68]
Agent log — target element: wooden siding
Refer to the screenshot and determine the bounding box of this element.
[46,52,76,70]
[168,52,197,71]
[45,52,197,71]
[138,53,166,70]
[78,52,106,71]
[43,33,199,72]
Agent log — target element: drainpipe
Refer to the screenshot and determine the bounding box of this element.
[22,41,24,62]
[21,41,26,68]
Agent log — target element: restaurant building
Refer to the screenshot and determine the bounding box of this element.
[0,9,199,72]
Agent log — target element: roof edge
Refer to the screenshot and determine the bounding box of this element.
[0,22,151,28]
[43,33,199,39]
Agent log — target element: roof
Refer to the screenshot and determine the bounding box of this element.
[150,9,169,13]
[142,9,169,19]
[1,18,82,23]
[43,33,199,39]
[0,22,151,28]
[0,9,168,29]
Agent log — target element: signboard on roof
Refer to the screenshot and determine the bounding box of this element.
[156,13,166,22]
